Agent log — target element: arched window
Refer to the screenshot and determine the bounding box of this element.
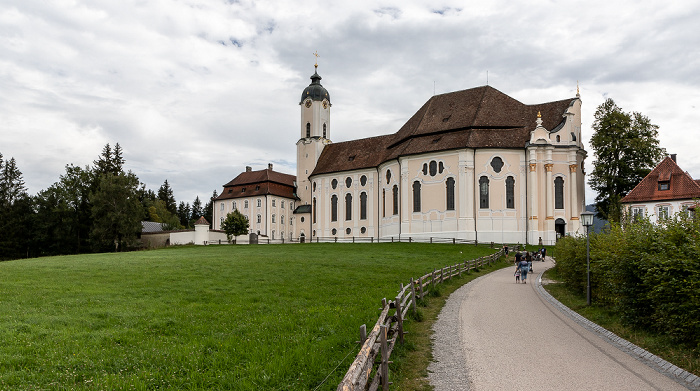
[506,176,515,209]
[555,177,564,209]
[244,200,249,208]
[382,188,386,217]
[272,214,276,223]
[446,177,455,210]
[479,176,489,209]
[360,192,367,220]
[257,199,261,207]
[257,214,261,223]
[413,181,421,212]
[345,193,352,220]
[422,163,428,175]
[323,123,327,138]
[220,203,224,211]
[306,123,311,138]
[281,215,285,225]
[232,201,236,210]
[331,195,338,222]
[392,185,399,215]
[313,198,317,223]
[386,170,392,184]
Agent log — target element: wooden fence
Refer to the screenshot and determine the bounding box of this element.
[337,248,508,391]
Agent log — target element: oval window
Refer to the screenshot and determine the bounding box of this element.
[429,161,437,176]
[360,175,367,186]
[331,179,338,189]
[346,177,352,188]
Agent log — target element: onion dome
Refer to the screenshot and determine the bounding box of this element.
[300,65,330,104]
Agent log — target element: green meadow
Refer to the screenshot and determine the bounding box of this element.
[0,243,498,390]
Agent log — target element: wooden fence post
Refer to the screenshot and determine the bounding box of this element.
[418,276,424,299]
[380,324,389,391]
[360,324,367,345]
[395,295,404,345]
[432,269,436,290]
[410,278,417,313]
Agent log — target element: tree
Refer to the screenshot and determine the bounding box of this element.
[204,190,217,228]
[157,179,177,215]
[90,171,143,252]
[221,210,249,241]
[0,153,33,260]
[34,165,92,255]
[177,201,191,227]
[191,196,203,223]
[588,99,666,223]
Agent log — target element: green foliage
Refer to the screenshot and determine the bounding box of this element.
[157,179,177,215]
[0,153,33,260]
[553,214,700,348]
[90,172,144,252]
[221,210,250,241]
[0,243,498,390]
[588,98,666,222]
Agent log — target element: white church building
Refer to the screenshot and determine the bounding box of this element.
[216,65,588,245]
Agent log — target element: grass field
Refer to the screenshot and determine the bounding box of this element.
[0,242,499,390]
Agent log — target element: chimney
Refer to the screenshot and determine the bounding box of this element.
[268,163,273,170]
[671,154,677,163]
[246,166,252,172]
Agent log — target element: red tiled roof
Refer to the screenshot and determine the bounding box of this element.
[215,168,296,201]
[194,216,210,226]
[312,85,575,176]
[621,157,700,203]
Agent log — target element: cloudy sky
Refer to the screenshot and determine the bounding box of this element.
[2,0,699,206]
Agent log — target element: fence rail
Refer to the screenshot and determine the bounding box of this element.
[337,248,509,391]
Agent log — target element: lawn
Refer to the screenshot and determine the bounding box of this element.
[0,242,498,390]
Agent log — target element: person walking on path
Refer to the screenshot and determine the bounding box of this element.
[514,266,521,283]
[519,258,529,283]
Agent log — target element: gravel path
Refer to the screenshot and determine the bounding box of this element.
[428,257,699,391]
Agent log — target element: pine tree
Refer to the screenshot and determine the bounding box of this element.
[157,180,177,215]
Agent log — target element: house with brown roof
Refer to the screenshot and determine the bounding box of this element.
[621,155,700,223]
[291,65,588,244]
[212,163,297,240]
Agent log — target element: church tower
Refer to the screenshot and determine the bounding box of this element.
[296,61,331,207]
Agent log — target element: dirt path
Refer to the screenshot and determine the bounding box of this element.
[427,257,695,391]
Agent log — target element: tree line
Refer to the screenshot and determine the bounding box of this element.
[0,144,217,260]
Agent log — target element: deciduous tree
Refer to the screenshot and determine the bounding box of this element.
[221,210,249,241]
[588,99,666,223]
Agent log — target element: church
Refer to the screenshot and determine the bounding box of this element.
[215,64,588,245]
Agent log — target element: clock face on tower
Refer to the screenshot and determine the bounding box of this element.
[305,100,312,108]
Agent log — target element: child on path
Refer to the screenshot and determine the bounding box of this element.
[514,267,521,283]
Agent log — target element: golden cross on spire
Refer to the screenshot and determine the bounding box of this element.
[313,51,320,67]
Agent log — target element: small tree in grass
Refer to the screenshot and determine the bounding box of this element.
[221,210,249,242]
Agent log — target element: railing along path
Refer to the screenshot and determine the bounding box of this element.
[337,248,508,391]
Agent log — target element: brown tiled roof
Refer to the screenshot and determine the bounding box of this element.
[312,85,575,176]
[621,157,700,203]
[194,216,210,226]
[216,168,296,201]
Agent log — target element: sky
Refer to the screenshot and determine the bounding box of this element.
[2,0,699,207]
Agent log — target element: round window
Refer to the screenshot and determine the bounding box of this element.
[361,227,366,234]
[346,228,351,235]
[331,179,338,189]
[332,228,337,235]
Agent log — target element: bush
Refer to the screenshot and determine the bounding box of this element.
[553,213,700,348]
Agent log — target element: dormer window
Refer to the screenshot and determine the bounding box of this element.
[241,187,246,193]
[658,181,670,191]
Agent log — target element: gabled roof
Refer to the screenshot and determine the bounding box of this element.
[311,85,576,176]
[216,167,296,201]
[621,156,700,203]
